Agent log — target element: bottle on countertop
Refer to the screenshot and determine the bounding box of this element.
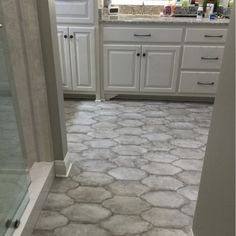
[196,5,204,19]
[205,3,214,18]
[175,0,182,7]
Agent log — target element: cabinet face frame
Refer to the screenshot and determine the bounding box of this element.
[103,44,142,92]
[140,45,181,93]
[69,27,96,92]
[57,26,73,90]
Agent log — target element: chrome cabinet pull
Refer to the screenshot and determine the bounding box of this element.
[201,56,219,60]
[134,34,151,37]
[0,24,3,28]
[204,34,223,38]
[197,82,215,86]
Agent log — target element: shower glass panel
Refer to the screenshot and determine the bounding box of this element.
[0,23,30,235]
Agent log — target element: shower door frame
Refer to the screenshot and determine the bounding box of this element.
[0,3,32,235]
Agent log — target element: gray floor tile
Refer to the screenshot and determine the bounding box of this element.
[32,100,212,235]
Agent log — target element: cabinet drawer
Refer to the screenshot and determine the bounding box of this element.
[182,46,224,70]
[185,28,228,43]
[103,27,183,43]
[179,71,219,94]
[55,0,94,24]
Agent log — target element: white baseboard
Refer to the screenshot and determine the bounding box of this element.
[190,228,194,236]
[54,152,72,177]
[13,162,54,236]
[95,99,103,102]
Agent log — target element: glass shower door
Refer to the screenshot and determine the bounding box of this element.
[0,23,30,236]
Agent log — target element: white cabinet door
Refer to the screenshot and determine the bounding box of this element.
[69,27,96,92]
[140,45,180,93]
[57,26,72,90]
[104,44,141,92]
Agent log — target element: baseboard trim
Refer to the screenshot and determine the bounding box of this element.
[190,228,194,236]
[13,162,54,236]
[54,152,72,177]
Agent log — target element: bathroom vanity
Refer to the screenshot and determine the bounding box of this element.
[100,16,228,99]
[55,0,230,100]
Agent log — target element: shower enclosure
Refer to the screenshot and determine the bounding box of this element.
[0,21,30,236]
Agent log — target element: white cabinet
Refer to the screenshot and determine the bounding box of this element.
[179,27,226,95]
[104,45,141,92]
[103,27,183,43]
[140,45,180,93]
[102,24,227,98]
[69,27,96,92]
[57,26,96,92]
[179,71,219,94]
[57,26,72,90]
[103,25,182,95]
[185,28,228,43]
[55,0,94,24]
[56,0,96,94]
[182,46,224,70]
[103,44,181,93]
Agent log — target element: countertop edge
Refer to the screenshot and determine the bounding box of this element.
[99,16,230,25]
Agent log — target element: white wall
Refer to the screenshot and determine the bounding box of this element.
[0,41,9,91]
[193,7,235,236]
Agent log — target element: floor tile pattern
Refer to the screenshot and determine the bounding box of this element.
[33,100,213,236]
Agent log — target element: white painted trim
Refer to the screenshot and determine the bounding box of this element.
[190,228,194,236]
[54,152,72,177]
[13,162,54,236]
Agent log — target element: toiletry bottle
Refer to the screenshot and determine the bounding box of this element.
[197,5,204,19]
[206,3,214,18]
[176,0,182,7]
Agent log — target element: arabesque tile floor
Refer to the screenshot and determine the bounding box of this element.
[32,100,213,236]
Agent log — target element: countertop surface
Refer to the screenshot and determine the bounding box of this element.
[100,15,230,25]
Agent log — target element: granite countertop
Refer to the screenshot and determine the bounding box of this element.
[100,14,230,25]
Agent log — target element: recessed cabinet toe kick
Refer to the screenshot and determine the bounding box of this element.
[101,23,228,100]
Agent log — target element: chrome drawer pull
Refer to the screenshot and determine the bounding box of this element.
[204,34,223,38]
[0,24,3,28]
[197,82,215,86]
[134,34,151,37]
[201,56,219,60]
